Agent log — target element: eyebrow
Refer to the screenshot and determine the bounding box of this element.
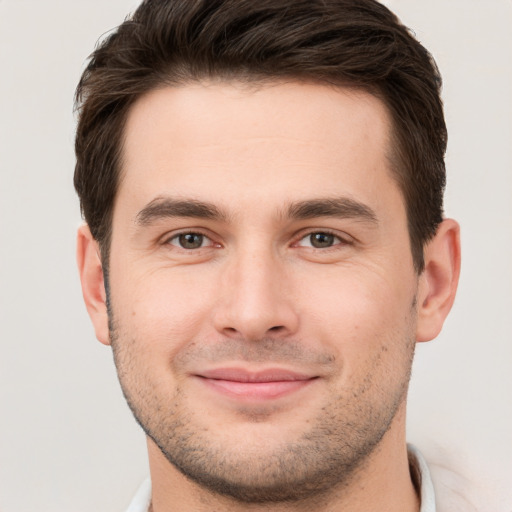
[135,195,377,226]
[136,197,228,225]
[285,197,378,224]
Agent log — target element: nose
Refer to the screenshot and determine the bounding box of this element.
[212,246,299,341]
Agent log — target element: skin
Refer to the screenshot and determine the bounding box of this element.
[78,81,460,511]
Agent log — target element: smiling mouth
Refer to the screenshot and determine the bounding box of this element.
[195,368,318,400]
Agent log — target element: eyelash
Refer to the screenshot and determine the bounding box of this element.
[165,230,218,250]
[294,230,352,250]
[163,229,352,252]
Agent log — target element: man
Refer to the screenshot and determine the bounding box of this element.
[75,1,460,510]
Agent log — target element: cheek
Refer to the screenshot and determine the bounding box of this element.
[296,264,416,358]
[109,263,220,355]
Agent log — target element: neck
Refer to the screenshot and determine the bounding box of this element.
[146,405,419,512]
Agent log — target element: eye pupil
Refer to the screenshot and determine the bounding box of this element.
[310,232,334,248]
[179,233,203,249]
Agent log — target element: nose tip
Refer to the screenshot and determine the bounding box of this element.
[216,301,298,342]
[212,256,299,341]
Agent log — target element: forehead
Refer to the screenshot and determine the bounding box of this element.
[118,81,400,218]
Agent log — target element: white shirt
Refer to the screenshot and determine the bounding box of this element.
[125,444,436,512]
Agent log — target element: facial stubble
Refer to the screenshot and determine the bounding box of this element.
[109,303,415,503]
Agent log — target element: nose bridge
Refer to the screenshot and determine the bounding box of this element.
[236,244,277,308]
[214,240,298,340]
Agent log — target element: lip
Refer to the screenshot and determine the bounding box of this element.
[195,368,318,400]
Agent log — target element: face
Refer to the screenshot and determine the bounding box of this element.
[107,82,420,501]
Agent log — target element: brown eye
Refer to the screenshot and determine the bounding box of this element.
[173,233,205,249]
[309,232,336,248]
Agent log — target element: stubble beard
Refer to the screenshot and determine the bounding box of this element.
[108,308,416,504]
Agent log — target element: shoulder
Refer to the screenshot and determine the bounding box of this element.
[410,444,504,512]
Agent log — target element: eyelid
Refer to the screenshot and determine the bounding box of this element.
[293,229,354,248]
[162,229,221,249]
[158,227,353,250]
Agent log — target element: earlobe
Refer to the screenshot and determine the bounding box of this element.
[416,219,461,342]
[76,224,110,345]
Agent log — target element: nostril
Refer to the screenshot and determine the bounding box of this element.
[269,325,284,332]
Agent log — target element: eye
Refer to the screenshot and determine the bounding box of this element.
[297,232,345,249]
[168,232,211,250]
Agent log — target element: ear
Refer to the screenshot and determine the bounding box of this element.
[76,224,110,345]
[416,219,461,342]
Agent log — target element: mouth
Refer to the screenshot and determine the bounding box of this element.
[195,368,318,400]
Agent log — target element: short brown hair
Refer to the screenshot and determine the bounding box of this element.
[74,0,447,272]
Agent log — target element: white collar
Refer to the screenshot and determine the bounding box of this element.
[408,443,437,512]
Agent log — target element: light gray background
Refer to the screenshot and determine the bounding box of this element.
[0,1,511,511]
